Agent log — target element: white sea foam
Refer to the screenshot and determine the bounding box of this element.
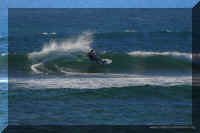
[0,80,7,83]
[10,74,192,90]
[0,53,8,56]
[30,63,43,74]
[0,77,8,83]
[41,32,56,35]
[29,32,93,73]
[41,32,48,35]
[128,51,192,61]
[50,32,56,35]
[30,31,92,59]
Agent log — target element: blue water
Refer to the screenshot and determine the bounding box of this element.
[3,9,193,127]
[0,82,8,131]
[0,10,8,132]
[7,0,199,8]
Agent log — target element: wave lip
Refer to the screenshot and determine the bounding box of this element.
[28,32,93,73]
[7,51,193,74]
[29,31,93,61]
[128,51,192,60]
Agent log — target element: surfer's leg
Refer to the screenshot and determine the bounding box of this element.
[92,56,101,64]
[88,55,94,61]
[96,58,105,64]
[95,58,100,64]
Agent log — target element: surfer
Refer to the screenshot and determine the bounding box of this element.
[88,49,104,64]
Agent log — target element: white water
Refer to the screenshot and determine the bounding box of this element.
[128,51,192,61]
[0,77,8,91]
[0,79,7,83]
[10,74,192,90]
[29,32,93,73]
[0,53,7,56]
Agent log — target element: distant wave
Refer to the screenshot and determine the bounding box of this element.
[41,32,57,35]
[124,29,137,32]
[128,51,192,60]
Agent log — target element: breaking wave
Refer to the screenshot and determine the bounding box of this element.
[6,51,194,74]
[4,31,195,74]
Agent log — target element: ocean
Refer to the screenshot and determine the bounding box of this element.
[0,9,8,132]
[1,9,194,129]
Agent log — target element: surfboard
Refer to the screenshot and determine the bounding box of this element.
[101,59,112,64]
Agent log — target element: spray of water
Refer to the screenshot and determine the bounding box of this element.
[29,31,93,73]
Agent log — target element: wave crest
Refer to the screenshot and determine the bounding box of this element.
[128,51,192,61]
[29,31,93,61]
[28,32,93,73]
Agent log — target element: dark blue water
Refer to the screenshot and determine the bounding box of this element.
[9,9,192,53]
[6,9,193,126]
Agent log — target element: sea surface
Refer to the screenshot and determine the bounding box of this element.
[0,9,8,132]
[2,9,195,127]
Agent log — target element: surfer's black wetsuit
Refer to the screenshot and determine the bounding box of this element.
[88,51,104,64]
[88,52,98,63]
